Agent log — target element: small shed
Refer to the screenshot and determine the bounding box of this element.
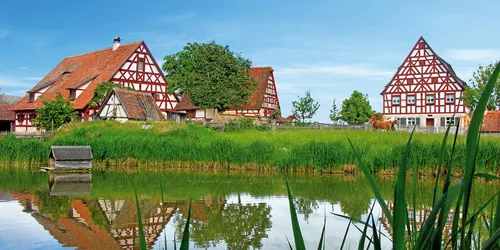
[50,146,93,170]
[49,173,92,196]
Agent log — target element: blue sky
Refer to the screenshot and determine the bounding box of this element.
[1,0,499,122]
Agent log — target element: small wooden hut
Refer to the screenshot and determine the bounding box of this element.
[49,146,93,170]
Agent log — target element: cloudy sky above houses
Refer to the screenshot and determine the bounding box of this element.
[0,0,499,122]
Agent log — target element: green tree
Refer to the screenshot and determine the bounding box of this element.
[88,81,132,107]
[340,90,373,125]
[162,41,256,110]
[33,93,76,131]
[292,90,320,123]
[464,61,500,111]
[329,98,341,124]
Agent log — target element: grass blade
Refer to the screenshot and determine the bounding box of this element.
[462,61,500,243]
[284,176,306,250]
[134,188,148,250]
[340,216,354,250]
[317,214,326,250]
[474,173,500,181]
[481,227,500,250]
[347,137,392,225]
[370,215,382,250]
[493,193,500,233]
[179,200,191,250]
[393,126,415,250]
[160,181,167,250]
[417,180,462,250]
[358,202,375,250]
[433,117,453,206]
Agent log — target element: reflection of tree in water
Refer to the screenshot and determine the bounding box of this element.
[338,196,370,221]
[175,194,272,250]
[293,197,319,223]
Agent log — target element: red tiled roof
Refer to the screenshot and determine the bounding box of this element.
[105,88,164,120]
[175,67,274,111]
[482,110,500,133]
[0,94,20,121]
[11,41,143,111]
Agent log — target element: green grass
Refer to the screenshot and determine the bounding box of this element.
[1,120,499,172]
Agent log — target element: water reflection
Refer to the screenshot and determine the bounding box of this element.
[0,170,497,249]
[49,173,92,196]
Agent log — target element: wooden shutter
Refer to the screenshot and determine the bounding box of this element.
[441,117,445,127]
[416,118,420,126]
[455,117,460,127]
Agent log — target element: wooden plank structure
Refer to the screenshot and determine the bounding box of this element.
[49,173,92,196]
[49,146,93,170]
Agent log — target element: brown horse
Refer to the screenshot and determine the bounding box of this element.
[370,117,399,131]
[276,114,297,123]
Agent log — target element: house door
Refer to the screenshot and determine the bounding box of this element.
[426,118,434,127]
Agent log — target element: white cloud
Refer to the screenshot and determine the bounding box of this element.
[19,67,27,70]
[446,49,500,62]
[0,30,9,39]
[21,76,43,81]
[0,74,40,94]
[275,64,393,78]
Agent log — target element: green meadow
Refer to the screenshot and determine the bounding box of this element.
[0,120,499,173]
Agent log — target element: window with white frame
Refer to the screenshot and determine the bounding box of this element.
[426,94,435,104]
[392,96,400,105]
[138,59,144,72]
[445,117,455,126]
[446,94,455,103]
[407,95,415,105]
[407,117,416,126]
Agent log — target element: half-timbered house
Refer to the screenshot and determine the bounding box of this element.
[381,37,469,129]
[11,37,178,133]
[175,67,279,121]
[0,94,20,133]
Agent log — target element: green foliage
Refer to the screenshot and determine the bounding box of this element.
[292,90,320,123]
[33,93,76,131]
[340,90,373,125]
[88,81,133,108]
[162,41,256,110]
[464,61,500,111]
[329,98,341,124]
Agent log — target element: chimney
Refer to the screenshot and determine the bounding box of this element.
[112,36,121,51]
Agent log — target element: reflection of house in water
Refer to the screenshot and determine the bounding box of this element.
[11,191,176,250]
[380,201,456,240]
[97,199,176,249]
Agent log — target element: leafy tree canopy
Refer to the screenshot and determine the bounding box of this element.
[89,81,133,108]
[464,61,500,111]
[33,93,76,131]
[340,90,373,125]
[329,98,341,123]
[162,41,256,110]
[292,89,320,123]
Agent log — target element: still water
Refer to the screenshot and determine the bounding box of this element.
[0,170,497,249]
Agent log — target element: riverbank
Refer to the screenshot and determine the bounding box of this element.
[1,121,499,173]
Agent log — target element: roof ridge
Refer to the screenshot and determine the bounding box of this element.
[65,41,143,59]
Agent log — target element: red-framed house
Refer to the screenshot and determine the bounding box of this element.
[175,67,279,121]
[11,37,178,133]
[381,37,469,129]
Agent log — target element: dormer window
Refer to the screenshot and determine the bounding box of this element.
[138,59,144,72]
[29,93,35,103]
[70,89,76,100]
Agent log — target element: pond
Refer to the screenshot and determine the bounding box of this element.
[0,170,497,249]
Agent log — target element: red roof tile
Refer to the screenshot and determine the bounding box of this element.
[482,110,500,133]
[175,67,274,111]
[11,41,143,111]
[0,94,20,121]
